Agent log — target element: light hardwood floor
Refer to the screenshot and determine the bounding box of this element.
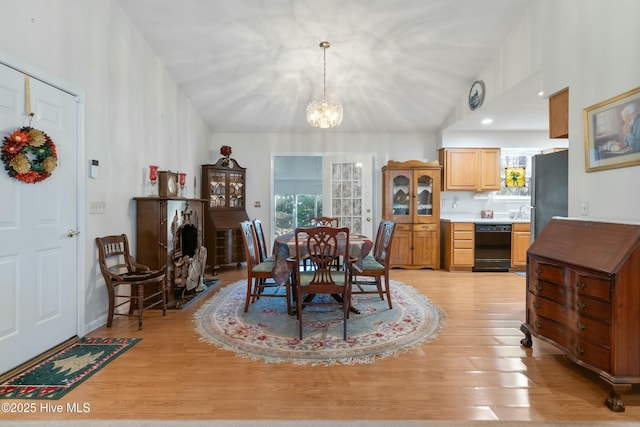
[9,268,640,422]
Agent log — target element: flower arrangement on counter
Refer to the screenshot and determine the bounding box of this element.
[1,127,57,183]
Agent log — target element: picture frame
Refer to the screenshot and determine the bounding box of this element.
[505,167,526,187]
[583,86,640,172]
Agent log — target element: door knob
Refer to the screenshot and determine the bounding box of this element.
[67,229,80,237]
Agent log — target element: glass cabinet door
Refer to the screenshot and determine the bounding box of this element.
[415,172,434,219]
[391,172,411,220]
[208,171,227,208]
[229,171,245,209]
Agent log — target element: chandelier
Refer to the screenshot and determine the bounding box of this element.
[306,41,343,128]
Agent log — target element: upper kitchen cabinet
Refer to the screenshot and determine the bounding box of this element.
[439,148,500,192]
[382,160,442,269]
[549,88,569,139]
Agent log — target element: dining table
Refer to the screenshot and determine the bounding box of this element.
[271,231,374,314]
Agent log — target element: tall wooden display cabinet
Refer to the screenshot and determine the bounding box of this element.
[201,158,249,273]
[382,160,442,269]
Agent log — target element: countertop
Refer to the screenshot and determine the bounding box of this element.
[440,213,530,224]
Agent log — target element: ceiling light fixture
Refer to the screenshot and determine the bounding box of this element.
[306,41,343,129]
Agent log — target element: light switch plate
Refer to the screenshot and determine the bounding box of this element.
[90,201,106,214]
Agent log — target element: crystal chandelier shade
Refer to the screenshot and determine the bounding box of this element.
[306,41,343,128]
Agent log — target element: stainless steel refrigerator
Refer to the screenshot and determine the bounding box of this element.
[530,150,568,241]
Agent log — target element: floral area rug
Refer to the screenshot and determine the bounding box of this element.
[193,279,446,365]
[0,337,140,399]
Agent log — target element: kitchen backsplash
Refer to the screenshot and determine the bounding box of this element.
[441,191,531,219]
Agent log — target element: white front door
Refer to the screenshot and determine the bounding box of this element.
[0,64,79,374]
[322,154,374,239]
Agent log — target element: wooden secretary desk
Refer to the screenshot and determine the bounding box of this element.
[201,158,249,273]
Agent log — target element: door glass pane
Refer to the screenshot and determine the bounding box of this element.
[416,174,433,217]
[331,162,363,234]
[392,174,410,216]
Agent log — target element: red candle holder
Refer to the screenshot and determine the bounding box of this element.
[178,172,187,197]
[149,165,159,181]
[148,165,159,196]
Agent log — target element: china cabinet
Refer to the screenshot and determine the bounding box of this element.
[382,160,441,269]
[521,218,640,412]
[438,148,500,191]
[201,158,249,272]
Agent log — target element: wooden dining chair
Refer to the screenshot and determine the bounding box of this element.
[95,234,166,330]
[252,218,275,262]
[308,216,340,270]
[310,216,339,227]
[349,220,396,309]
[240,221,292,313]
[293,226,352,340]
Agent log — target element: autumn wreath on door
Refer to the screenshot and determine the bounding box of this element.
[1,126,57,183]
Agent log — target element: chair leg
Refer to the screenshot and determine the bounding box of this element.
[375,277,385,301]
[244,275,252,312]
[106,287,115,327]
[384,273,392,309]
[137,283,144,330]
[161,278,167,317]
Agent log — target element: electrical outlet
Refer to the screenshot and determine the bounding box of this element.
[90,201,106,214]
[580,201,589,216]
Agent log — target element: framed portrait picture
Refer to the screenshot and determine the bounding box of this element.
[583,86,640,172]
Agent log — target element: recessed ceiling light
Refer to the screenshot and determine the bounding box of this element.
[537,90,544,97]
[481,118,493,125]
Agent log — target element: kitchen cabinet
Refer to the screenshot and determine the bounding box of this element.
[438,148,500,191]
[201,158,249,272]
[521,218,640,412]
[382,160,441,269]
[441,222,474,271]
[549,87,569,139]
[510,222,530,268]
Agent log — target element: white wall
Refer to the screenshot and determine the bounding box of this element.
[0,0,211,331]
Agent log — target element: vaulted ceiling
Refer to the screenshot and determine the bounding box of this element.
[118,0,545,133]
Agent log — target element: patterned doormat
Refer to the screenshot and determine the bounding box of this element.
[194,279,446,365]
[0,337,140,399]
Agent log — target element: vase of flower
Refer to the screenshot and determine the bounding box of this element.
[220,145,232,168]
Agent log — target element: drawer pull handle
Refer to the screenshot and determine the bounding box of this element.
[535,267,542,275]
[558,326,566,334]
[576,281,586,290]
[560,305,566,312]
[576,322,586,331]
[534,321,542,329]
[576,301,587,311]
[533,301,540,309]
[535,284,542,292]
[575,345,585,355]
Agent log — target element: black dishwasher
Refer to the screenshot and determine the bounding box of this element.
[473,224,512,272]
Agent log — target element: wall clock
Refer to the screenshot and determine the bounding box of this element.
[158,170,178,197]
[468,80,485,111]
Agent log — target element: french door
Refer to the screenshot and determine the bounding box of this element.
[322,154,374,238]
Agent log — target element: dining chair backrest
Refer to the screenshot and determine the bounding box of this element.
[296,226,349,284]
[240,221,260,268]
[310,216,339,227]
[375,221,396,263]
[252,218,270,262]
